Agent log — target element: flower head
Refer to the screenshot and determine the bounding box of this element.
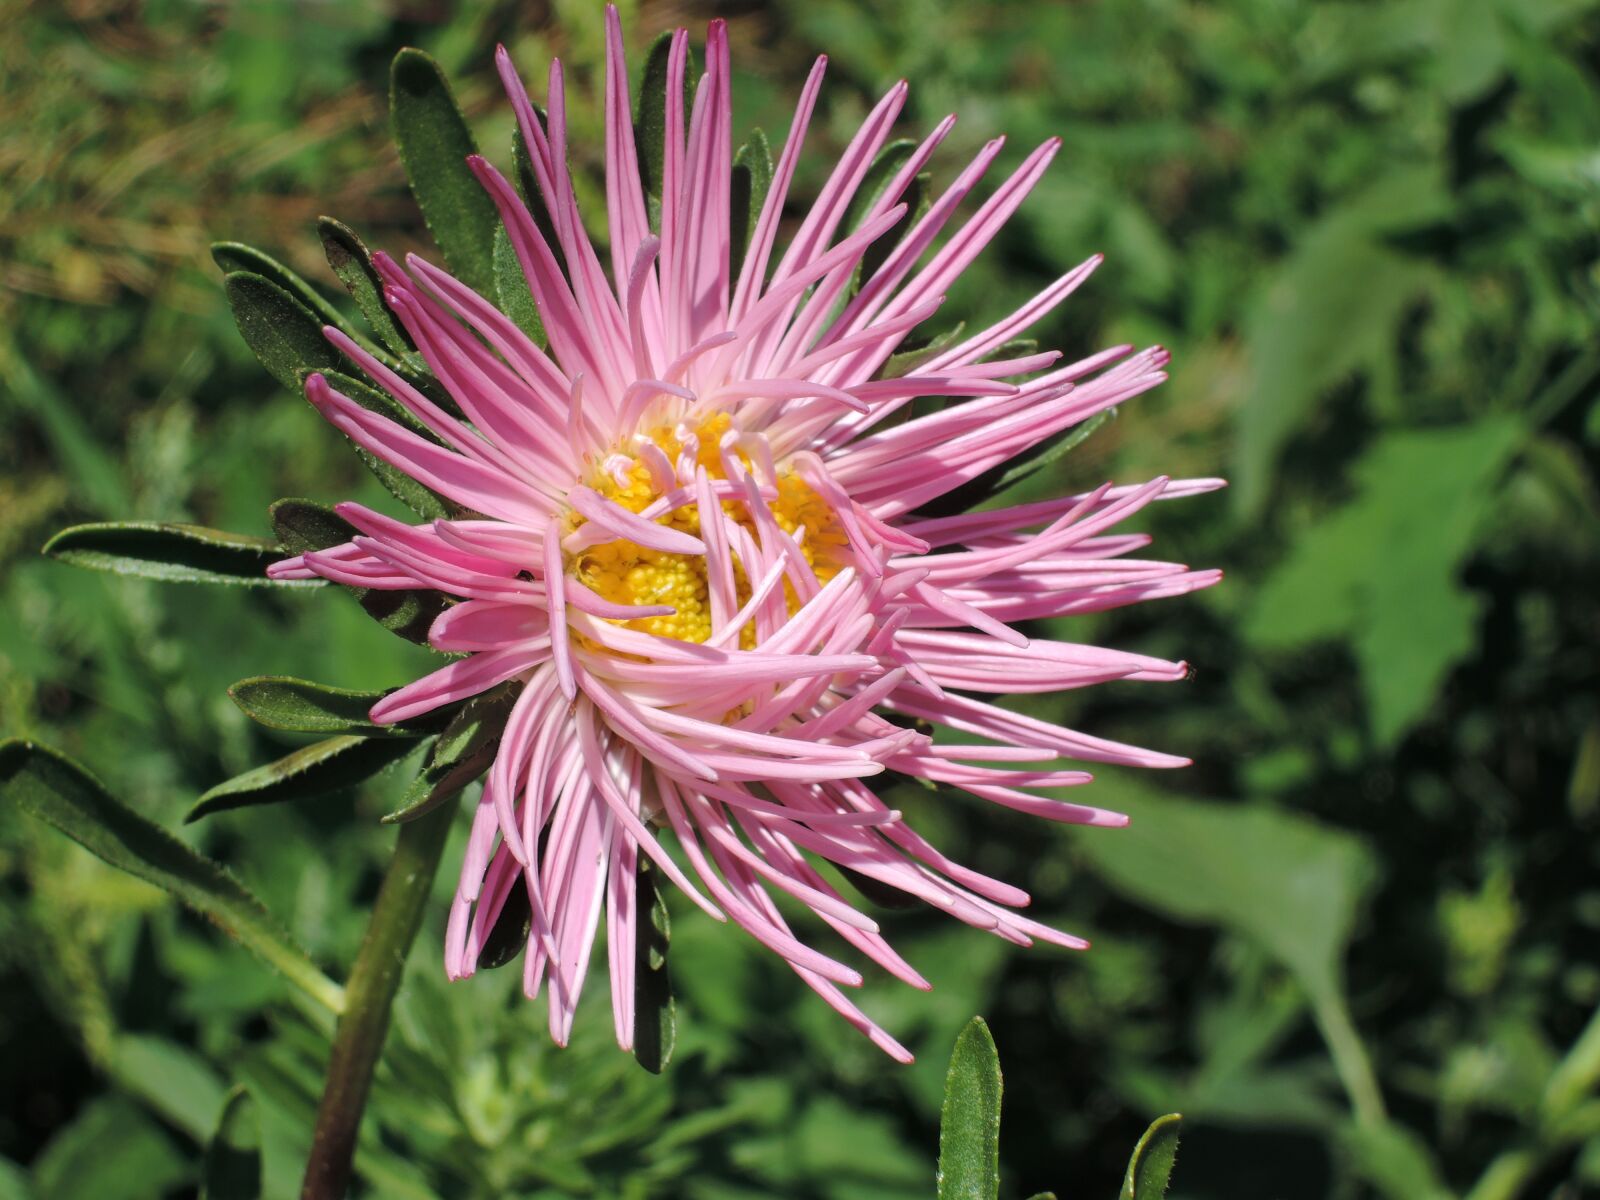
[272,8,1222,1060]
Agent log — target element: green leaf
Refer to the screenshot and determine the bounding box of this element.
[228,676,443,738]
[30,1098,187,1200]
[635,32,696,216]
[201,1087,261,1200]
[1235,217,1431,514]
[730,129,772,280]
[881,322,966,380]
[843,139,921,290]
[493,223,545,345]
[1072,782,1377,1019]
[223,271,345,392]
[1338,1120,1451,1200]
[917,407,1117,519]
[1248,418,1524,744]
[937,1016,1002,1200]
[1120,1113,1182,1200]
[305,371,451,520]
[211,241,353,337]
[316,217,415,359]
[633,858,676,1073]
[42,521,310,588]
[380,689,511,823]
[0,740,344,1014]
[477,879,531,971]
[267,498,448,643]
[390,47,498,296]
[187,736,422,823]
[109,1035,227,1141]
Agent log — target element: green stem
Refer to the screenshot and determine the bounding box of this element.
[300,803,453,1200]
[1309,986,1387,1127]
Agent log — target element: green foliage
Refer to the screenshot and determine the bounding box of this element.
[380,690,510,824]
[42,522,306,588]
[201,1087,263,1200]
[0,740,344,1015]
[1120,1114,1182,1200]
[390,48,499,297]
[633,860,677,1074]
[938,1017,1002,1200]
[227,676,435,738]
[187,735,423,823]
[6,1,1600,1198]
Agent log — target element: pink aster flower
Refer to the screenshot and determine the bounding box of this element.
[271,9,1222,1060]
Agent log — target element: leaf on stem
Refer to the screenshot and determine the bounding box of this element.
[937,1016,1002,1200]
[187,737,423,823]
[43,522,310,588]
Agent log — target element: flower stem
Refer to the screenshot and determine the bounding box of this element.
[300,803,454,1200]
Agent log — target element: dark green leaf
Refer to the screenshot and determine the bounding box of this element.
[917,407,1118,519]
[0,740,343,1013]
[843,142,924,291]
[228,676,444,738]
[380,689,512,823]
[223,271,344,392]
[881,322,966,380]
[730,129,772,280]
[316,217,415,359]
[211,241,353,337]
[937,1016,1002,1200]
[42,521,309,588]
[493,223,545,345]
[268,498,448,643]
[478,878,532,971]
[390,47,498,296]
[187,736,422,823]
[200,1087,260,1200]
[635,32,696,218]
[296,370,451,520]
[1121,1114,1182,1200]
[633,858,676,1073]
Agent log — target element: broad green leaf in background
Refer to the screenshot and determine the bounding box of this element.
[186,735,423,823]
[390,47,499,297]
[223,271,345,392]
[633,858,676,1074]
[1338,1120,1453,1200]
[0,741,344,1014]
[42,522,312,588]
[937,1016,1002,1200]
[200,1087,262,1200]
[1235,216,1432,514]
[1073,784,1376,1037]
[1120,1114,1183,1200]
[110,1034,227,1142]
[28,1098,188,1200]
[1248,418,1525,745]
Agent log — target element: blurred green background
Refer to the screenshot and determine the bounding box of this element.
[3,0,1599,1197]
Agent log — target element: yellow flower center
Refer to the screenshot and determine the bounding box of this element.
[568,415,847,646]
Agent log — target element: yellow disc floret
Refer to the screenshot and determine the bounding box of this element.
[568,416,844,646]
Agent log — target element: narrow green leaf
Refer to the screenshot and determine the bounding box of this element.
[390,47,498,295]
[843,139,918,289]
[316,217,416,359]
[881,322,966,380]
[42,521,311,588]
[268,498,448,643]
[187,736,422,823]
[294,370,451,520]
[0,740,344,1014]
[918,407,1118,519]
[1121,1114,1182,1200]
[493,223,545,345]
[200,1086,261,1200]
[635,33,696,218]
[730,129,772,280]
[633,858,676,1073]
[937,1016,1003,1200]
[228,677,444,738]
[223,271,343,392]
[510,125,563,266]
[380,689,512,823]
[211,242,354,338]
